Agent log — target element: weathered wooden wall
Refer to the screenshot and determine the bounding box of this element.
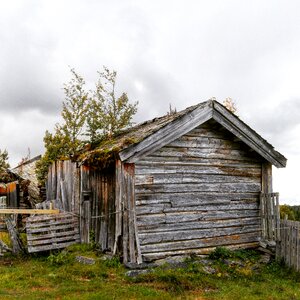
[115,161,142,264]
[46,161,116,252]
[135,120,264,261]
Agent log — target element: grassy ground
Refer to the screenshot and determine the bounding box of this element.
[0,243,299,300]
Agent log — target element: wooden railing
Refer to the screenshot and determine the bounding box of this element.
[260,193,280,241]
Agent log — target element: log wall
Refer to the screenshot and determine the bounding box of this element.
[135,120,264,261]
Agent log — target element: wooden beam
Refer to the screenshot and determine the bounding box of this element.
[120,103,213,162]
[212,102,287,168]
[0,209,60,215]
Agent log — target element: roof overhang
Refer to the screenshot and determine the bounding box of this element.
[119,100,287,168]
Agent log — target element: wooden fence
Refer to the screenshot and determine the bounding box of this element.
[261,192,300,272]
[276,219,300,271]
[26,212,80,253]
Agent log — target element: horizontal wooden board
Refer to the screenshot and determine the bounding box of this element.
[136,202,259,215]
[140,231,259,253]
[136,195,259,208]
[138,216,260,233]
[27,229,79,241]
[139,224,260,245]
[26,218,77,228]
[151,147,261,163]
[168,136,243,149]
[136,192,259,202]
[135,174,260,186]
[0,209,60,215]
[26,213,77,223]
[137,210,260,226]
[27,233,80,246]
[135,164,261,177]
[135,182,261,194]
[137,156,262,167]
[142,242,259,261]
[28,240,80,253]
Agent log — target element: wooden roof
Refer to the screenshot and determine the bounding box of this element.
[83,100,287,168]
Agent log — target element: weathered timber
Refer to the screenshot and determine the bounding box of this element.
[5,216,25,254]
[276,219,300,271]
[137,210,259,226]
[114,160,123,255]
[0,209,59,214]
[133,121,263,260]
[138,224,260,245]
[142,242,259,261]
[138,217,260,233]
[135,182,261,194]
[135,174,260,185]
[140,231,259,254]
[136,203,259,215]
[136,197,259,208]
[212,102,286,167]
[26,212,80,253]
[136,192,259,202]
[120,103,213,162]
[151,147,262,162]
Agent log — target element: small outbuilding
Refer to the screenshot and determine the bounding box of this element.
[46,100,287,263]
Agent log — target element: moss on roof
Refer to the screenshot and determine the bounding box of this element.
[79,101,207,166]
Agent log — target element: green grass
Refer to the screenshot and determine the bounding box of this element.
[0,245,299,299]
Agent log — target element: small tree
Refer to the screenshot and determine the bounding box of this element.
[0,149,11,182]
[35,127,72,185]
[0,149,10,172]
[36,67,138,185]
[86,67,138,142]
[60,68,89,155]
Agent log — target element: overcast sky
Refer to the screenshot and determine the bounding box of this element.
[0,0,300,204]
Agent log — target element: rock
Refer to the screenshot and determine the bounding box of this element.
[124,262,157,270]
[75,256,96,265]
[202,265,216,274]
[100,254,114,261]
[223,259,245,267]
[198,259,214,266]
[125,269,153,277]
[259,254,271,264]
[155,255,188,267]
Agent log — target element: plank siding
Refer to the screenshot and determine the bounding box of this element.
[46,161,116,252]
[135,121,263,261]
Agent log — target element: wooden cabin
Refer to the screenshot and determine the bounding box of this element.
[46,100,287,263]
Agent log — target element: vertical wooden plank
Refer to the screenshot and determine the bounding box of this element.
[107,170,115,252]
[74,165,80,215]
[51,162,57,201]
[122,165,129,263]
[260,193,265,240]
[80,165,91,244]
[262,162,273,241]
[100,175,108,251]
[261,162,272,194]
[296,222,300,271]
[275,193,280,241]
[125,164,136,263]
[114,160,123,255]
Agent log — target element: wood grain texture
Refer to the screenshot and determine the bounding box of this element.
[134,122,263,261]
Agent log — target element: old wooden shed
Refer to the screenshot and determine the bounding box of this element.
[46,100,287,263]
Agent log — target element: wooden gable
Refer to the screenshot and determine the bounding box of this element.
[119,100,286,168]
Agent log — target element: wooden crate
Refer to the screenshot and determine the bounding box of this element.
[26,213,80,253]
